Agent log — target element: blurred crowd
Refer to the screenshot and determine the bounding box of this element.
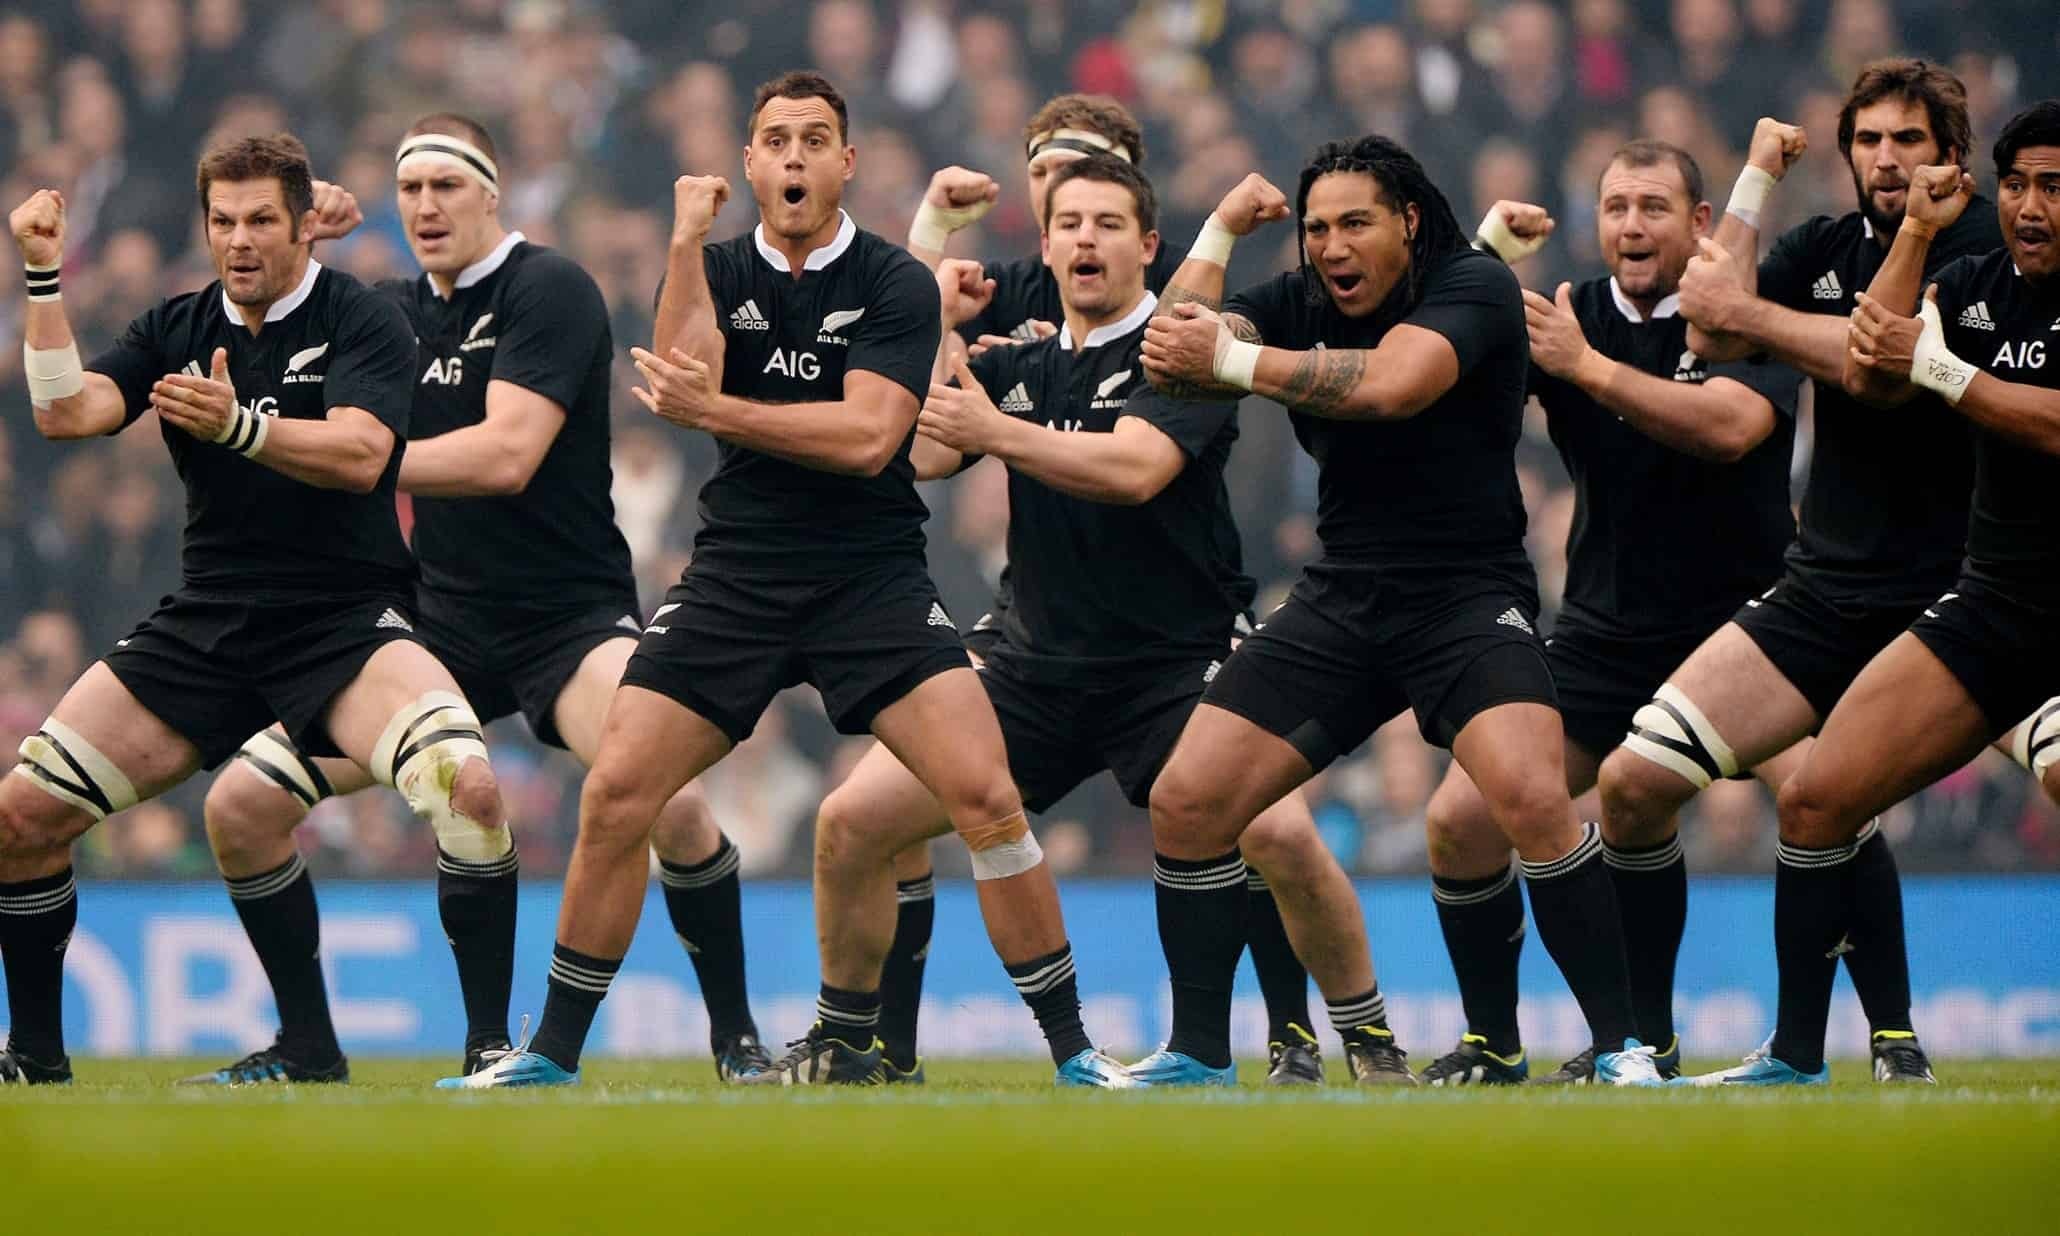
[2,0,2057,880]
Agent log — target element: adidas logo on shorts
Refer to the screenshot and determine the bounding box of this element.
[1958,301,1996,330]
[1495,607,1534,635]
[729,299,771,331]
[927,602,955,629]
[1811,271,1842,300]
[375,608,414,632]
[998,382,1035,413]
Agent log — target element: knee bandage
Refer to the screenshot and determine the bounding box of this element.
[1623,683,1740,790]
[13,718,139,821]
[960,810,1043,880]
[371,691,508,861]
[2011,698,2060,778]
[233,730,334,809]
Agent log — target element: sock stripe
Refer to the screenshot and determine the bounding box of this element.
[658,839,740,890]
[224,853,309,901]
[894,874,936,903]
[0,874,78,915]
[1520,822,1603,883]
[1327,991,1386,1029]
[1245,869,1271,891]
[1778,820,1879,869]
[1601,835,1684,871]
[549,953,620,994]
[438,846,518,879]
[1008,952,1078,997]
[1153,856,1247,891]
[818,996,880,1027]
[1432,863,1517,906]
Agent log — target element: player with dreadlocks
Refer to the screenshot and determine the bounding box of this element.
[1135,136,1661,1085]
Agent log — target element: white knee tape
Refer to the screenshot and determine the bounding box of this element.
[1622,683,1739,790]
[968,832,1044,881]
[370,691,508,861]
[13,717,139,821]
[2011,698,2060,777]
[234,730,332,809]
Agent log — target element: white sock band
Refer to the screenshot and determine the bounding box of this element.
[23,340,83,406]
[1190,213,1237,268]
[1726,166,1776,228]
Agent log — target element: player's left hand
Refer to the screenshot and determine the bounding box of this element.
[1847,286,1928,380]
[1904,164,1975,234]
[1523,283,1595,379]
[1141,302,1228,385]
[1678,237,1748,333]
[151,347,238,441]
[629,345,717,429]
[919,354,1007,454]
[307,179,363,242]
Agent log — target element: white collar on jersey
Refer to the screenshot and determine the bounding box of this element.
[1058,290,1160,350]
[753,210,856,272]
[221,257,322,324]
[1863,217,1875,241]
[442,230,526,298]
[1610,276,1679,323]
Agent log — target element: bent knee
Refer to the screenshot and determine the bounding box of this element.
[1238,803,1321,875]
[1149,761,1243,853]
[203,775,300,860]
[1598,748,1694,831]
[449,757,504,829]
[650,781,717,859]
[1774,774,1864,847]
[1424,791,1508,877]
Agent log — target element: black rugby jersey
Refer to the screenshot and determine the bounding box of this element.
[1224,246,1531,568]
[1758,203,2000,603]
[958,244,1184,345]
[693,212,941,574]
[1530,276,1799,635]
[382,234,635,609]
[88,260,416,597]
[1929,250,2060,605]
[963,292,1255,685]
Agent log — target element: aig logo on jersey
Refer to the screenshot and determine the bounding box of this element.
[185,359,279,418]
[422,356,465,385]
[281,342,328,385]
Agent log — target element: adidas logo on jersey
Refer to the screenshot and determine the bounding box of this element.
[998,383,1035,413]
[1008,319,1045,342]
[282,341,328,384]
[1958,301,1996,330]
[375,608,414,632]
[818,306,864,344]
[926,602,955,629]
[1811,272,1842,300]
[1090,368,1132,409]
[1495,608,1534,635]
[460,312,497,351]
[729,300,771,331]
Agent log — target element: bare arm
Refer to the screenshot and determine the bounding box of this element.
[398,380,567,496]
[632,347,917,477]
[242,407,397,493]
[1575,359,1779,461]
[651,176,731,367]
[989,415,1187,505]
[910,432,964,481]
[27,291,126,436]
[1955,374,2060,459]
[1684,211,1761,363]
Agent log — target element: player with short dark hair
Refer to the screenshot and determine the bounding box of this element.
[1,133,508,1085]
[1136,136,1661,1086]
[1697,99,2060,1087]
[1611,61,2002,1084]
[451,72,1126,1089]
[1419,141,1802,1085]
[183,115,769,1087]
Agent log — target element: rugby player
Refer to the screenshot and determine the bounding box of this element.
[1137,137,1661,1087]
[0,134,506,1084]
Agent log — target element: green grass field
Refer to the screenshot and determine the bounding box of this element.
[9,1058,2059,1234]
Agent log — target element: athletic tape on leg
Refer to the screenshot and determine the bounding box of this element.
[234,730,333,810]
[13,717,139,821]
[1622,683,1739,790]
[2011,698,2060,777]
[962,810,1043,880]
[370,690,507,861]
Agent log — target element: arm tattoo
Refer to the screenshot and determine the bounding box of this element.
[1159,284,1223,312]
[1275,348,1368,416]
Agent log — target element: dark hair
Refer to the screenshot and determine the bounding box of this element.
[403,112,498,166]
[750,70,849,143]
[1042,154,1158,234]
[1024,93,1146,166]
[196,133,314,230]
[1603,138,1705,207]
[1993,99,2060,180]
[1838,59,1974,168]
[1294,135,1464,310]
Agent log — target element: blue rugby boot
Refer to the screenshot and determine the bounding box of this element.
[1127,1048,1235,1088]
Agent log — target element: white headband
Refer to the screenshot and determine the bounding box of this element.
[1026,127,1132,167]
[395,132,499,196]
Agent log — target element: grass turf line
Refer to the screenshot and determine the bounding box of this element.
[8,1059,2057,1234]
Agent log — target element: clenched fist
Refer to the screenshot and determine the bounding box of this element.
[671,175,732,244]
[11,189,65,269]
[1213,174,1292,236]
[1746,118,1809,180]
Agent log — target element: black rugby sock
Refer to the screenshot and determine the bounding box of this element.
[1006,943,1093,1066]
[878,873,935,1069]
[437,846,518,1053]
[0,868,77,1061]
[1840,824,1915,1036]
[1154,850,1248,1070]
[1243,869,1313,1042]
[1602,834,1687,1051]
[1769,831,1863,1075]
[1431,864,1525,1056]
[816,982,881,1049]
[533,942,619,1071]
[658,836,759,1047]
[225,853,342,1063]
[1521,825,1640,1050]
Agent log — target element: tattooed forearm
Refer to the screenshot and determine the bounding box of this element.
[1274,349,1368,416]
[1159,284,1223,312]
[1224,313,1260,343]
[1147,313,1263,401]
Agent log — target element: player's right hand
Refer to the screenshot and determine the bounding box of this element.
[1905,164,1975,233]
[306,179,363,242]
[1678,236,1748,333]
[924,166,1000,214]
[671,175,731,242]
[1214,174,1291,236]
[936,258,996,330]
[1747,118,1808,180]
[11,189,65,268]
[968,320,1055,358]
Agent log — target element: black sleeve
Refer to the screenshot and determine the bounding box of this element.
[1403,251,1524,372]
[84,302,167,431]
[849,252,942,402]
[326,287,417,435]
[492,256,608,411]
[1756,219,1817,310]
[1122,379,1234,461]
[1707,354,1803,419]
[1222,273,1295,344]
[1928,254,1983,358]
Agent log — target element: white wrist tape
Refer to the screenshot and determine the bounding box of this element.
[23,340,83,405]
[1726,166,1777,228]
[211,399,269,457]
[1910,298,1976,405]
[1214,336,1261,392]
[1191,214,1237,267]
[1473,208,1545,262]
[909,196,995,252]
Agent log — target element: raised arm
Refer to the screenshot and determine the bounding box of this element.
[1843,165,1975,404]
[652,176,731,370]
[12,190,128,438]
[1686,118,1809,359]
